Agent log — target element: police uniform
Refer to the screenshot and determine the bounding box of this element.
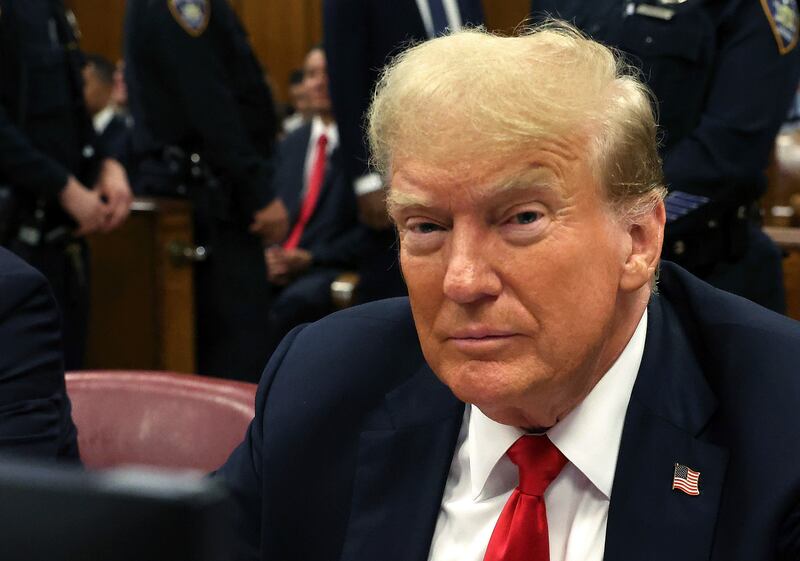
[531,0,800,312]
[125,0,279,381]
[0,0,99,369]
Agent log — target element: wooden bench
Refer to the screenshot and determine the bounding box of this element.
[764,226,800,321]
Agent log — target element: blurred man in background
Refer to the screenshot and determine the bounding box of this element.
[266,46,378,355]
[82,54,131,168]
[125,0,288,381]
[323,0,484,302]
[0,0,132,370]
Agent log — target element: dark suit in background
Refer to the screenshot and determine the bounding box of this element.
[530,0,800,312]
[125,0,280,381]
[96,112,131,171]
[323,0,484,302]
[268,122,377,351]
[216,262,800,560]
[0,247,79,462]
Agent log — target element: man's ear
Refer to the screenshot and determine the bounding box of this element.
[620,199,665,292]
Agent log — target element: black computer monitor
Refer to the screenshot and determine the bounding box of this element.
[0,457,233,561]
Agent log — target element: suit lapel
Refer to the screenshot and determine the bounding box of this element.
[339,364,464,561]
[604,294,729,561]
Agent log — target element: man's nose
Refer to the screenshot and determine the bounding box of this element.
[442,230,502,304]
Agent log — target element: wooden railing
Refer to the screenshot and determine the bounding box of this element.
[764,226,800,321]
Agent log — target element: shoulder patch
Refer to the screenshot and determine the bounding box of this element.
[761,0,799,54]
[168,0,210,37]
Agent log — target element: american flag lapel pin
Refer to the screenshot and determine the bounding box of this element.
[672,463,701,496]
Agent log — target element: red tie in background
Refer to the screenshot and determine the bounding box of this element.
[483,435,568,561]
[283,133,329,250]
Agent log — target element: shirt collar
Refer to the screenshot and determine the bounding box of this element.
[468,309,648,501]
[310,115,339,152]
[92,106,116,134]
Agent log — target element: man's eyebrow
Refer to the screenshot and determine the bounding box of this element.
[387,168,558,214]
[386,190,430,215]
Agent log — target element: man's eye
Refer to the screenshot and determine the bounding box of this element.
[410,222,443,234]
[512,211,542,225]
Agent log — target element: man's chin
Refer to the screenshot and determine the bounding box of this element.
[443,375,522,414]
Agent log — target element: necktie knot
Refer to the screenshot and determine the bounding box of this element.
[507,434,567,497]
[317,133,328,151]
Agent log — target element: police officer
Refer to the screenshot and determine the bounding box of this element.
[125,0,289,381]
[0,0,133,370]
[531,0,800,312]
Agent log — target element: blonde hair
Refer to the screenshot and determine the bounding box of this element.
[368,21,666,220]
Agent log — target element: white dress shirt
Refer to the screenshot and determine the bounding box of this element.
[427,310,648,561]
[92,105,116,135]
[301,116,339,197]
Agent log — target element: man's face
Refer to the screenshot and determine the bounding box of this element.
[82,64,112,117]
[391,140,640,429]
[289,82,309,114]
[302,49,331,115]
[112,60,128,108]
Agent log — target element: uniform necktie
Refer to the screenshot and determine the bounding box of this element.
[483,435,568,561]
[283,133,328,250]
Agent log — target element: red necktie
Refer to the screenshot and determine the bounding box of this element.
[483,435,568,561]
[283,133,329,250]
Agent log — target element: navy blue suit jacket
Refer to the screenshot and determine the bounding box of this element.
[274,124,375,268]
[217,262,800,560]
[0,247,79,461]
[98,114,132,171]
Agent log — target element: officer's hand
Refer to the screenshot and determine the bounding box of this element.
[250,198,289,245]
[95,158,133,232]
[59,176,111,236]
[357,188,392,230]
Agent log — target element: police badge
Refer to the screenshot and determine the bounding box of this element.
[761,0,799,54]
[168,0,210,37]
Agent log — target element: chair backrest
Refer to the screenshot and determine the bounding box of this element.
[65,371,256,472]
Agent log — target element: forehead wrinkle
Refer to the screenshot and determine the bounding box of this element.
[492,167,558,196]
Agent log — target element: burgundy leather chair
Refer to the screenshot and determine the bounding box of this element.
[65,371,257,472]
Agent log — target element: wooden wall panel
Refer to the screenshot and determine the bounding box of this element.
[68,0,126,62]
[484,0,531,35]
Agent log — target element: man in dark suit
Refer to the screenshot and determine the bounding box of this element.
[82,54,132,169]
[217,23,800,560]
[323,0,484,302]
[265,46,376,352]
[0,247,79,461]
